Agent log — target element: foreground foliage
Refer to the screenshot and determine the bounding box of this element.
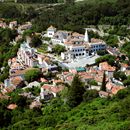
[0,87,130,129]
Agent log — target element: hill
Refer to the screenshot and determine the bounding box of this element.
[76,0,117,4]
[0,88,130,129]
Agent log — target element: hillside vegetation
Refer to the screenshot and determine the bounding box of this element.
[0,0,129,32]
[77,0,117,4]
[0,87,130,130]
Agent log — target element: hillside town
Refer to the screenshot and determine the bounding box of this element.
[0,19,129,107]
[1,0,130,129]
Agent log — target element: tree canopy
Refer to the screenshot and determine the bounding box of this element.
[24,68,42,82]
[29,36,42,48]
[67,74,85,107]
[52,44,65,55]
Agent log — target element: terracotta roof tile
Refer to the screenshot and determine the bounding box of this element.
[7,104,17,110]
[99,62,116,72]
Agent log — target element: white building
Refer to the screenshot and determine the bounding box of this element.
[9,21,17,29]
[37,54,57,72]
[88,38,106,53]
[61,44,89,61]
[40,84,64,100]
[47,25,56,38]
[51,30,72,45]
[17,42,38,67]
[45,26,106,61]
[61,32,89,61]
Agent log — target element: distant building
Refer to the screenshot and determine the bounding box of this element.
[61,32,89,61]
[37,54,58,72]
[0,21,7,28]
[45,26,106,61]
[47,25,56,38]
[88,38,106,53]
[18,22,32,34]
[40,84,64,100]
[7,104,17,110]
[4,76,24,88]
[9,21,17,29]
[99,62,116,77]
[51,30,72,45]
[17,42,38,67]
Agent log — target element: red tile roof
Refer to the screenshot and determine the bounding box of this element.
[91,38,104,43]
[66,76,73,81]
[51,86,64,93]
[99,91,109,97]
[7,104,17,110]
[43,85,50,90]
[40,78,48,82]
[99,62,116,72]
[106,82,124,95]
[42,84,64,94]
[11,76,23,87]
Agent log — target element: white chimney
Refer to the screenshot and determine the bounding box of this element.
[84,28,89,42]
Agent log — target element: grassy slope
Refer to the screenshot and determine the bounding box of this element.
[55,98,129,130]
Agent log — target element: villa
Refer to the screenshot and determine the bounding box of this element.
[45,26,106,61]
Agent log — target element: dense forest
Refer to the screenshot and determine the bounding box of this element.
[0,28,21,82]
[0,0,130,33]
[31,0,130,32]
[17,0,63,3]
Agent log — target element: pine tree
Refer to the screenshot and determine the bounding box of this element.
[101,71,106,91]
[67,74,85,107]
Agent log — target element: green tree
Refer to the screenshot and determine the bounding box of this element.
[101,71,107,91]
[89,80,98,86]
[113,71,127,81]
[29,36,42,48]
[25,68,42,82]
[83,89,99,102]
[53,44,65,55]
[67,74,85,107]
[97,50,108,56]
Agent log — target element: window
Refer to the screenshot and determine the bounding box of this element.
[82,53,84,55]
